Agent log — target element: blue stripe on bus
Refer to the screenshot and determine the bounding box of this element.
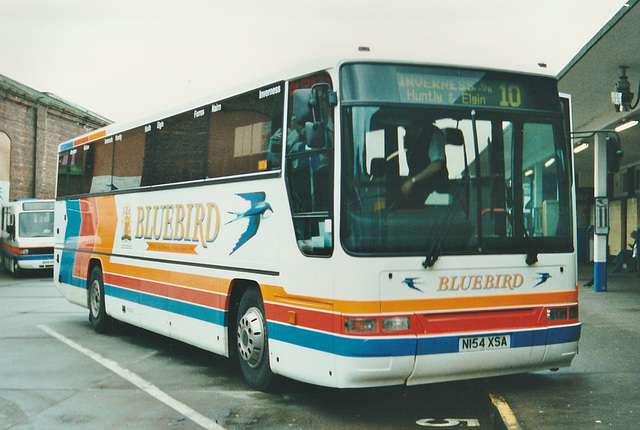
[269,324,417,357]
[269,322,581,358]
[548,324,581,345]
[1,249,53,260]
[267,323,335,355]
[14,254,54,261]
[60,200,82,287]
[105,284,226,327]
[63,272,87,289]
[59,141,74,152]
[415,325,579,356]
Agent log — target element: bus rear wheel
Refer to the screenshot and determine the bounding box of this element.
[236,287,273,391]
[88,266,111,333]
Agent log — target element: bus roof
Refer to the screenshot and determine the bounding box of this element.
[58,49,557,153]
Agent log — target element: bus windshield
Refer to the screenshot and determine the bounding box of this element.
[19,212,54,238]
[340,64,573,257]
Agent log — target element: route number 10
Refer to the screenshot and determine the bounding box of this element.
[499,84,521,108]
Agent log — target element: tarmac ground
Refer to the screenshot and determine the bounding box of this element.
[489,262,640,429]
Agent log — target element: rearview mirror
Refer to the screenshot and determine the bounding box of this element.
[293,89,313,125]
[293,84,335,149]
[304,122,326,149]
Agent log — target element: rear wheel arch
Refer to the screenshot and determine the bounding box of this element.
[87,259,111,333]
[86,259,103,306]
[227,279,257,359]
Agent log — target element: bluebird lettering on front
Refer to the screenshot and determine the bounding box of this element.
[438,274,524,291]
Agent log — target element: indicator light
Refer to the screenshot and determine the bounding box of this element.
[569,306,579,320]
[345,318,377,333]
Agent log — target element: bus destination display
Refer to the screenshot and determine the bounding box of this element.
[340,64,560,112]
[396,70,528,109]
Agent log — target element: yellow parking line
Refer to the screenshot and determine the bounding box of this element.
[489,393,522,430]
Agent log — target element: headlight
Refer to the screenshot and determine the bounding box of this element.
[383,317,410,332]
[547,308,567,321]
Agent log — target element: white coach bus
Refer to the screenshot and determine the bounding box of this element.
[1,199,55,276]
[54,52,580,390]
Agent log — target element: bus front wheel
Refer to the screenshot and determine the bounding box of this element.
[88,266,111,333]
[236,287,273,391]
[12,259,20,277]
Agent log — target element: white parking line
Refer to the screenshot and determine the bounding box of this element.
[37,325,225,430]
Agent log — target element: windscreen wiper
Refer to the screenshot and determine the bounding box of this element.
[524,229,538,265]
[423,119,473,268]
[422,173,470,268]
[471,110,482,252]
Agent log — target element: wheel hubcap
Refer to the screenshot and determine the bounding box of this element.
[90,280,101,318]
[237,307,265,368]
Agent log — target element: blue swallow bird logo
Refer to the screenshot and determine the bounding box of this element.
[226,192,273,255]
[402,277,423,293]
[534,272,551,287]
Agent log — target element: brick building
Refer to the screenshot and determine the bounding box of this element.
[0,74,111,202]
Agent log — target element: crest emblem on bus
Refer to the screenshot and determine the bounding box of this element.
[121,205,132,241]
[226,192,273,255]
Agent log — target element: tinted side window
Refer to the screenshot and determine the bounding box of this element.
[57,152,69,198]
[114,128,146,190]
[66,146,85,196]
[57,83,285,197]
[145,111,207,186]
[207,83,284,178]
[89,138,114,193]
[284,72,334,256]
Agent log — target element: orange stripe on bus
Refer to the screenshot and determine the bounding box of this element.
[377,291,578,314]
[74,136,89,146]
[265,287,577,315]
[89,130,107,141]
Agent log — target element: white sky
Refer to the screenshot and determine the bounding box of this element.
[0,0,629,124]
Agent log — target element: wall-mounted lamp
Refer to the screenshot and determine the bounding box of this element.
[611,66,640,112]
